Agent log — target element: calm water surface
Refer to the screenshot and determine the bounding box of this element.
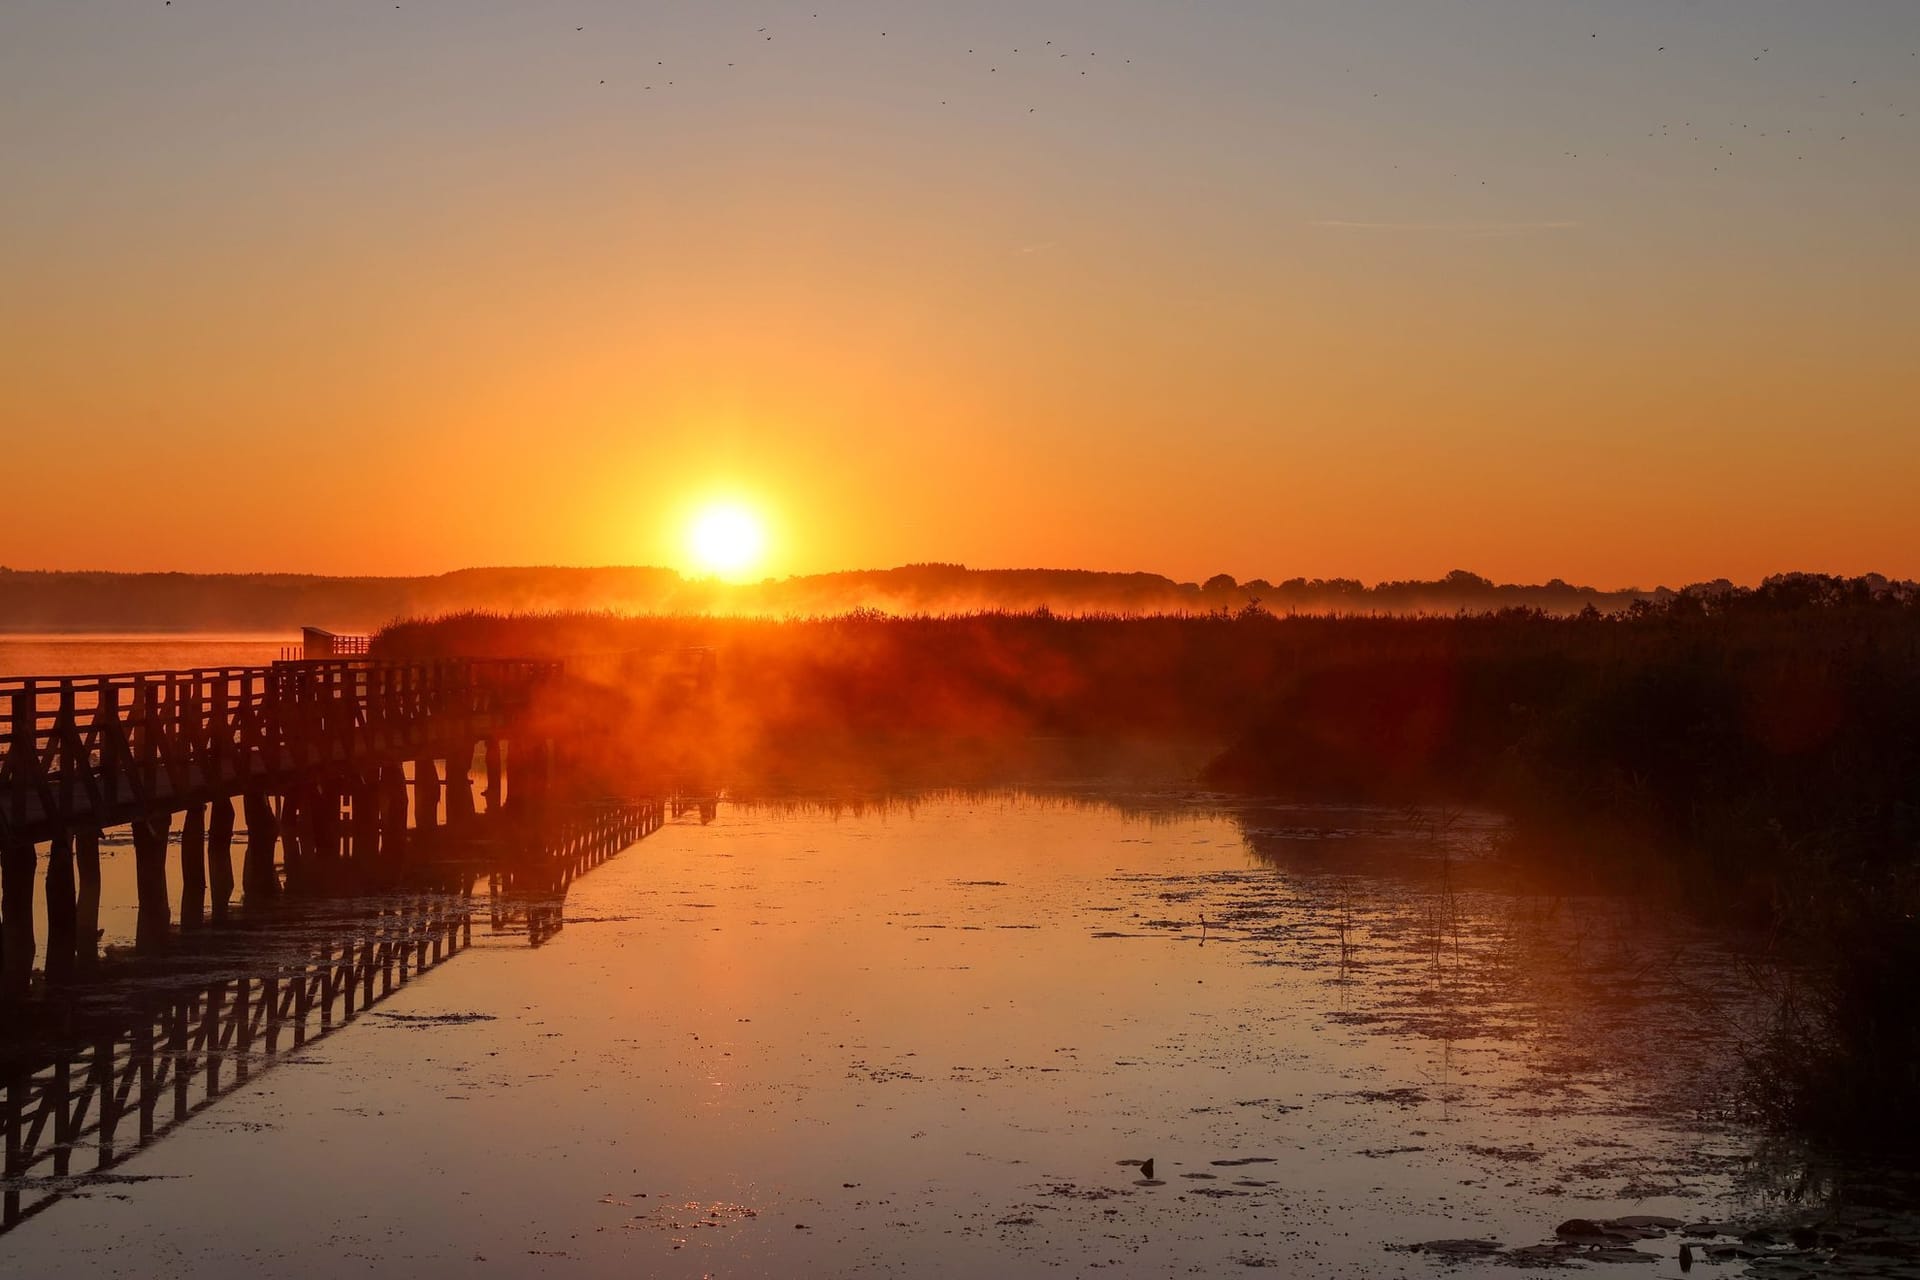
[0,633,286,679]
[2,791,1821,1278]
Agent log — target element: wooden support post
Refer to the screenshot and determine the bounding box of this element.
[1,840,37,997]
[447,743,476,830]
[499,736,514,814]
[350,775,380,884]
[413,758,439,827]
[381,767,410,864]
[208,796,236,919]
[326,783,348,862]
[413,758,439,852]
[242,788,280,900]
[44,833,77,986]
[180,802,207,928]
[308,783,341,890]
[133,814,172,950]
[279,791,309,894]
[484,738,504,813]
[75,828,102,971]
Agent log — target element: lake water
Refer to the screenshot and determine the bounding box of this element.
[0,633,289,679]
[7,788,1882,1278]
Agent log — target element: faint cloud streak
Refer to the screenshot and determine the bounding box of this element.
[1312,219,1581,236]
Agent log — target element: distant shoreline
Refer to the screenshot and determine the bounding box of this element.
[0,563,1818,633]
[0,629,291,639]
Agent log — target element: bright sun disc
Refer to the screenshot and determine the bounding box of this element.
[687,503,767,577]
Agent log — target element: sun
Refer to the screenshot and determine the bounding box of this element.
[686,502,768,579]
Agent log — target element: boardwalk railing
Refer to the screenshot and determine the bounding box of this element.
[280,629,373,662]
[0,659,560,845]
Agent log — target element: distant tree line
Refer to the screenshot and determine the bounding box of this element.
[10,562,1904,632]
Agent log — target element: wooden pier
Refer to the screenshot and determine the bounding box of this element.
[0,656,568,997]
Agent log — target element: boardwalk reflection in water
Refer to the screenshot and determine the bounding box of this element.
[0,802,663,1235]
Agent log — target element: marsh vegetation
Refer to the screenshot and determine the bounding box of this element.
[378,574,1920,1154]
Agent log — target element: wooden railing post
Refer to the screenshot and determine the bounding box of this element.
[173,672,197,798]
[55,683,77,825]
[5,690,34,833]
[134,679,160,804]
[95,679,121,826]
[209,676,231,791]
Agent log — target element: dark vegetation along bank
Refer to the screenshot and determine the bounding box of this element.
[377,573,1920,1151]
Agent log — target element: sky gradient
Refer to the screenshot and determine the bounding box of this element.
[3,1,1916,587]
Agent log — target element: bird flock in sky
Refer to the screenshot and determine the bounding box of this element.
[1631,42,1917,168]
[147,4,1914,178]
[565,12,1137,110]
[217,4,1143,111]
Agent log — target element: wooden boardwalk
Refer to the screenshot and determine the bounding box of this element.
[0,656,571,997]
[1,657,558,843]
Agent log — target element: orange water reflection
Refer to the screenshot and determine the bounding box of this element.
[0,792,1851,1276]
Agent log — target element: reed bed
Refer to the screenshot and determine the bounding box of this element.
[378,576,1920,1149]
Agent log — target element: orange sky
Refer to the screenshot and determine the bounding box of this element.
[2,2,1916,589]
